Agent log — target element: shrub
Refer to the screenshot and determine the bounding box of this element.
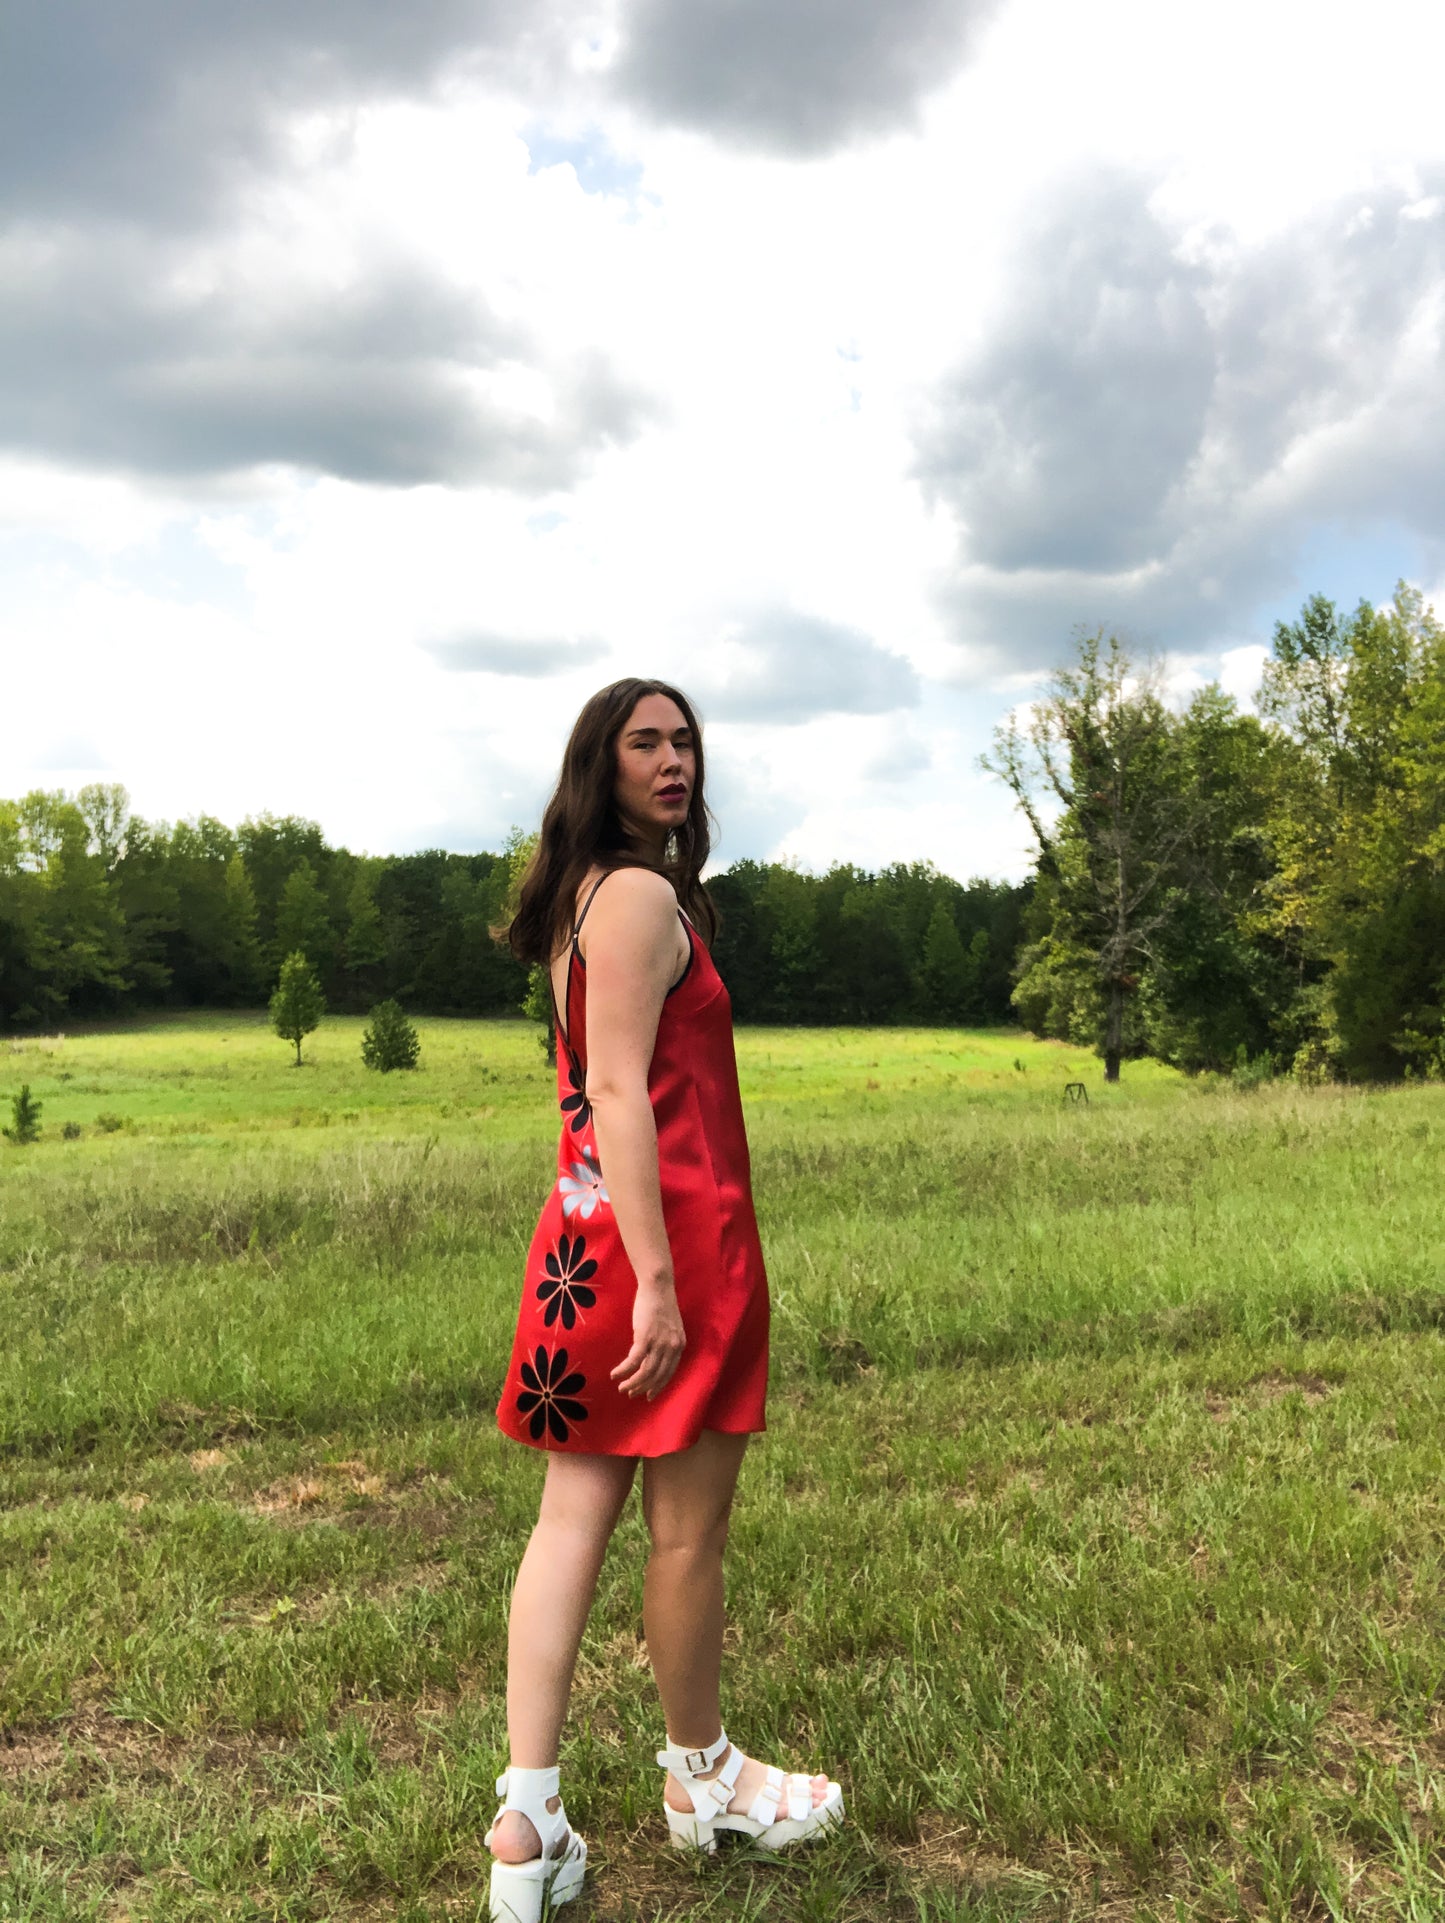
[1291,1038,1336,1086]
[1233,1043,1278,1090]
[95,1112,126,1133]
[3,1084,41,1144]
[61,1120,83,1141]
[361,999,421,1072]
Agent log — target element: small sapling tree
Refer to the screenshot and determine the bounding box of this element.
[4,1084,42,1144]
[270,951,324,1066]
[361,998,420,1072]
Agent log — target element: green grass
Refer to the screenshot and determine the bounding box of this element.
[2,1016,1443,1920]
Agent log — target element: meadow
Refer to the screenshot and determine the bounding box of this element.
[1,1014,1443,1922]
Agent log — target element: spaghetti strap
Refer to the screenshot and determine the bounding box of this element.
[553,871,615,1057]
[572,871,611,946]
[554,871,689,1050]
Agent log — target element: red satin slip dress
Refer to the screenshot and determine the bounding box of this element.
[496,872,770,1457]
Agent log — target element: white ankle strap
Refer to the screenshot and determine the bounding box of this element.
[492,1763,574,1852]
[496,1764,560,1805]
[655,1730,745,1817]
[655,1728,730,1778]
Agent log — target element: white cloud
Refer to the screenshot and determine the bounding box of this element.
[1218,645,1268,711]
[29,736,114,774]
[4,0,1445,877]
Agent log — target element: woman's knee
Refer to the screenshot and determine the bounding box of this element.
[536,1453,635,1544]
[641,1432,746,1556]
[643,1504,731,1561]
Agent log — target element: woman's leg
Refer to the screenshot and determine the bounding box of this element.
[641,1430,746,1746]
[490,1451,636,1864]
[641,1432,828,1816]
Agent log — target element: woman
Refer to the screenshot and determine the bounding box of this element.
[486,679,844,1921]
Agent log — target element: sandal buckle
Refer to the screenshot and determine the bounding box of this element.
[683,1748,711,1775]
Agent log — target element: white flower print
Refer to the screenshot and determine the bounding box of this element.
[559,1152,609,1220]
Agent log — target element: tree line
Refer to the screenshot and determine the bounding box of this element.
[989,582,1445,1082]
[7,579,1436,1077]
[0,797,1025,1031]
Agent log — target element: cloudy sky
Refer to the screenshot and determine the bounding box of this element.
[3,0,1443,880]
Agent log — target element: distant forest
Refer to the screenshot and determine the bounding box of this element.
[0,799,1025,1034]
[5,584,1442,1080]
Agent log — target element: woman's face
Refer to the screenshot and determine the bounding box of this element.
[613,692,695,850]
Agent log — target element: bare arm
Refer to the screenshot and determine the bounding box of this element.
[578,868,689,1400]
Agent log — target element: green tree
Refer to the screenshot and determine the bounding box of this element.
[239,813,329,958]
[274,861,333,976]
[269,951,324,1066]
[76,782,131,871]
[1254,594,1356,1019]
[19,790,131,1015]
[361,998,420,1071]
[1259,593,1352,791]
[153,816,243,1003]
[1321,586,1445,1077]
[821,878,911,1023]
[1132,686,1295,1073]
[219,853,263,999]
[759,865,822,1023]
[984,633,1202,1082]
[707,860,770,1019]
[344,869,385,977]
[3,1084,41,1144]
[0,800,50,1025]
[1252,583,1445,1079]
[915,900,976,1023]
[109,815,178,999]
[470,857,532,1015]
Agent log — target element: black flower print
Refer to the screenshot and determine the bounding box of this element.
[536,1232,599,1331]
[559,1058,591,1135]
[516,1345,588,1444]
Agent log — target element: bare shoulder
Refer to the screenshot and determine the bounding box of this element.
[580,867,679,957]
[592,866,676,914]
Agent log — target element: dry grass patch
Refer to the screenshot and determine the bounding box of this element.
[252,1458,392,1517]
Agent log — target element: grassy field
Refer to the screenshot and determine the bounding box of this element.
[2,1014,1443,1922]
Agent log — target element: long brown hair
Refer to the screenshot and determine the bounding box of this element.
[506,678,718,965]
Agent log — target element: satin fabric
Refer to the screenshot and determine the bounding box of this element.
[496,916,770,1457]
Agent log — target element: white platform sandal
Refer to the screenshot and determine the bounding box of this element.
[656,1729,845,1854]
[484,1765,587,1923]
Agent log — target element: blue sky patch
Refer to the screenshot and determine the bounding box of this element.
[1255,521,1428,632]
[524,127,644,202]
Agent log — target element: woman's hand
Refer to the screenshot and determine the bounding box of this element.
[611,1280,686,1400]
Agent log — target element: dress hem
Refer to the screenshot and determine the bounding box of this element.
[497,1416,766,1461]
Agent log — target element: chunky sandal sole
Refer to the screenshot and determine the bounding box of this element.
[488,1833,587,1922]
[664,1782,845,1854]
